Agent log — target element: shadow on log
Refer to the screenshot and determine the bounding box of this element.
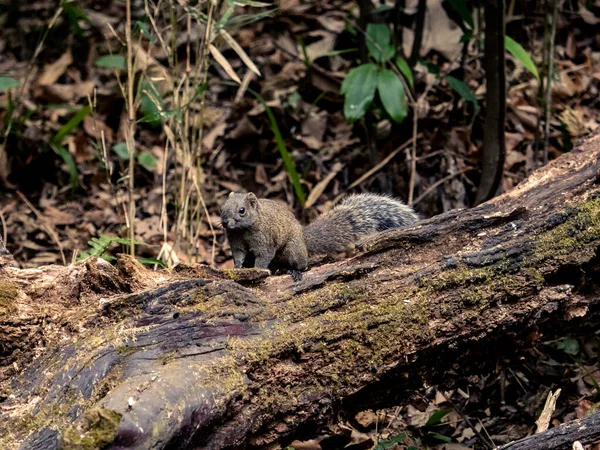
[1,132,600,449]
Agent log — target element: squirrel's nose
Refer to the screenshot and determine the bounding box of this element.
[222,218,236,229]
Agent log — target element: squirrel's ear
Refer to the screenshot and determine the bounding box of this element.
[246,192,258,207]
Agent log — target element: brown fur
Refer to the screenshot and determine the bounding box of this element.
[221,192,418,277]
[221,193,308,271]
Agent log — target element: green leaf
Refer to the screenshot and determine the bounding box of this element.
[53,105,91,144]
[81,234,146,261]
[446,76,479,112]
[374,432,406,450]
[366,23,395,63]
[447,0,474,29]
[95,55,126,70]
[505,36,540,81]
[192,82,208,100]
[138,109,179,124]
[341,64,378,123]
[139,78,165,127]
[134,21,155,42]
[320,48,359,58]
[557,337,579,355]
[137,257,167,268]
[377,69,407,124]
[423,60,441,76]
[62,0,89,37]
[395,56,414,88]
[0,77,19,92]
[428,432,453,443]
[113,142,131,160]
[137,151,157,171]
[425,407,453,427]
[50,143,78,190]
[460,29,474,43]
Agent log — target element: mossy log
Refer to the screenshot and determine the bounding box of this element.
[1,133,600,450]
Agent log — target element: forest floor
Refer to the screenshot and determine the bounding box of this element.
[1,0,600,448]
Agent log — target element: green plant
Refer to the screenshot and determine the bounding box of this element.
[50,105,91,191]
[374,432,408,450]
[90,0,273,263]
[447,0,539,81]
[557,337,600,396]
[0,77,19,92]
[246,88,306,205]
[112,142,157,172]
[79,234,165,267]
[340,23,410,124]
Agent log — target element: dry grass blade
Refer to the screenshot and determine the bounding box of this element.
[219,28,261,77]
[209,44,241,83]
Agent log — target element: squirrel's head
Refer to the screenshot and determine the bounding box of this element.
[221,192,260,230]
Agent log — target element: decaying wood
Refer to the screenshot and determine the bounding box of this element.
[1,132,600,450]
[535,389,561,433]
[497,409,600,450]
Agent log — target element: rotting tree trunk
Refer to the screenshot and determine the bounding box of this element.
[1,133,600,450]
[497,409,600,449]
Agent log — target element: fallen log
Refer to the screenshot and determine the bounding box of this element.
[497,410,600,450]
[1,132,600,450]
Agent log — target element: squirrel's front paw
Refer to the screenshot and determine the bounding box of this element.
[290,270,303,282]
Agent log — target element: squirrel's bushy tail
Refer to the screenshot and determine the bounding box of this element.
[304,193,418,255]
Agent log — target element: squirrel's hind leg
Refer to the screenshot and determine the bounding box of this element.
[278,237,308,282]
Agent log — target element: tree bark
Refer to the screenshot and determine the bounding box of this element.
[497,409,600,450]
[1,132,600,450]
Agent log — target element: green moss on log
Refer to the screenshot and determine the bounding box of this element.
[535,195,600,264]
[61,407,122,450]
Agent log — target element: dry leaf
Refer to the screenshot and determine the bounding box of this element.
[42,80,95,103]
[83,116,114,143]
[288,439,322,450]
[219,28,261,77]
[209,44,241,83]
[38,50,73,86]
[354,410,377,428]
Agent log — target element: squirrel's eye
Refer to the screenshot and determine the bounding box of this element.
[239,207,246,214]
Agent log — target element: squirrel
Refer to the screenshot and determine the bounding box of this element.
[220,192,419,281]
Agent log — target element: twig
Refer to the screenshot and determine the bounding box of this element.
[408,106,418,205]
[340,138,417,196]
[0,207,7,244]
[439,391,495,450]
[17,191,66,265]
[125,0,136,256]
[508,367,527,393]
[383,406,401,433]
[412,167,472,206]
